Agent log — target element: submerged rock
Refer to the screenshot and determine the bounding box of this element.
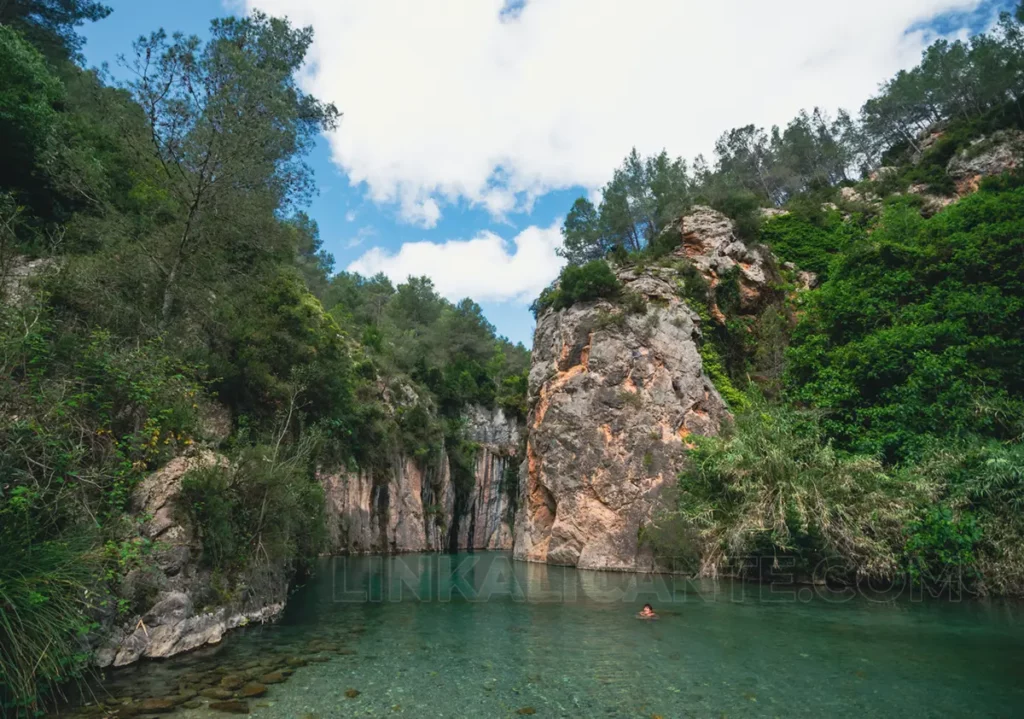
[237,683,267,698]
[200,688,234,700]
[208,700,250,714]
[259,672,288,685]
[135,698,175,713]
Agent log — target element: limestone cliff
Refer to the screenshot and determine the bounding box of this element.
[514,206,775,571]
[321,405,520,554]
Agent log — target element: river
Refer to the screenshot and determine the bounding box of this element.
[70,552,1024,718]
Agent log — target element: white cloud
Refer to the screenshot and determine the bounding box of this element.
[245,0,985,225]
[347,221,565,303]
[345,225,376,249]
[399,193,442,228]
[345,209,357,222]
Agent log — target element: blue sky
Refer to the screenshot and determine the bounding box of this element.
[80,0,1014,346]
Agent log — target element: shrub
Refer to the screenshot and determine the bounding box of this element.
[786,183,1024,462]
[651,401,922,581]
[557,260,620,308]
[0,531,99,716]
[758,210,857,278]
[178,440,326,571]
[530,260,620,316]
[903,506,981,590]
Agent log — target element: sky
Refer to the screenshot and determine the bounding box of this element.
[80,0,1014,346]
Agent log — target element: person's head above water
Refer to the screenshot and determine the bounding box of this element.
[639,603,656,617]
[643,604,653,612]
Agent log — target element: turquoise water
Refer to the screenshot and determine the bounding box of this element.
[79,553,1024,718]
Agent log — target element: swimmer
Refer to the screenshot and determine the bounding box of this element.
[637,603,658,619]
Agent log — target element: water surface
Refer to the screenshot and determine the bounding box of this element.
[84,553,1024,718]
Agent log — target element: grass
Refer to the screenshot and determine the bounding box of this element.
[0,532,100,716]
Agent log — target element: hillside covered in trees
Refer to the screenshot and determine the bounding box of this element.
[540,5,1024,594]
[0,2,527,713]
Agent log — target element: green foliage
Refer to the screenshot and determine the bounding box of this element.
[557,149,691,265]
[0,0,111,60]
[758,208,859,277]
[0,10,358,709]
[206,267,353,428]
[654,401,920,581]
[0,532,99,716]
[903,507,981,589]
[531,260,620,316]
[178,441,326,571]
[786,184,1024,462]
[697,341,748,411]
[0,26,64,201]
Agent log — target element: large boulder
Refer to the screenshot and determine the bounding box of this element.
[513,269,729,571]
[96,452,288,667]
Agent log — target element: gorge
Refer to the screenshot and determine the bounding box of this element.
[5,2,1024,717]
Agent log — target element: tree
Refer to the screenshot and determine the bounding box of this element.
[121,12,340,325]
[714,125,781,204]
[0,0,110,59]
[558,148,691,266]
[0,25,63,202]
[558,196,604,265]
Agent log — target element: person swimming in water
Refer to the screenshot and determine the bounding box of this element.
[637,603,658,619]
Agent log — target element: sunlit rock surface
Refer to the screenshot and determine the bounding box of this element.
[513,257,729,571]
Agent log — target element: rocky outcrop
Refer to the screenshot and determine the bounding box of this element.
[663,205,778,316]
[947,129,1023,195]
[457,406,520,550]
[514,259,729,571]
[1,255,56,304]
[321,405,520,554]
[97,453,288,667]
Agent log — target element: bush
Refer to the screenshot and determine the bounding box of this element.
[651,401,921,581]
[903,506,981,589]
[786,184,1024,462]
[530,260,620,316]
[557,260,620,308]
[178,441,326,571]
[759,210,857,278]
[0,531,99,716]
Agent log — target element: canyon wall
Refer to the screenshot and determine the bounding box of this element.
[321,405,520,554]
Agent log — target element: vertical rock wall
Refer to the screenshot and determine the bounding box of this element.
[512,206,777,572]
[321,406,520,554]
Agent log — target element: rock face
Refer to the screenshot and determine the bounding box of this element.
[663,205,778,316]
[513,256,730,571]
[947,129,1023,195]
[321,405,520,554]
[97,453,287,667]
[1,255,56,304]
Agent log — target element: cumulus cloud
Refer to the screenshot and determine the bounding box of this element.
[347,221,565,303]
[244,0,986,225]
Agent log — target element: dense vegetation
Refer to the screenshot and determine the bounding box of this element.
[543,5,1024,596]
[0,5,526,713]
